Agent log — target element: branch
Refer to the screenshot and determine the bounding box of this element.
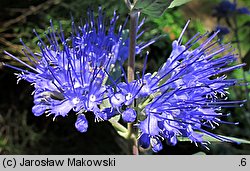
[2,0,61,28]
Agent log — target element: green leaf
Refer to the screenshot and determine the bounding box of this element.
[0,137,7,148]
[178,133,250,144]
[109,114,121,123]
[243,50,250,70]
[168,0,192,8]
[109,115,129,139]
[216,136,250,144]
[133,0,173,17]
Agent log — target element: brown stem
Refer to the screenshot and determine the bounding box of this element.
[127,10,139,155]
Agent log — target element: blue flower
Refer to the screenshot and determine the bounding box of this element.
[138,73,159,97]
[213,0,250,18]
[75,114,88,133]
[3,7,151,131]
[215,26,230,35]
[237,7,250,15]
[122,108,137,122]
[137,21,245,152]
[108,64,144,109]
[213,26,230,44]
[213,1,237,18]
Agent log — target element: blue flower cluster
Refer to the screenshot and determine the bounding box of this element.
[137,25,245,152]
[4,7,152,132]
[213,0,250,18]
[4,8,245,152]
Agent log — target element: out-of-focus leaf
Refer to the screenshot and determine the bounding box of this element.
[243,50,250,70]
[241,21,250,28]
[225,17,233,28]
[0,137,7,148]
[133,0,173,17]
[168,0,192,8]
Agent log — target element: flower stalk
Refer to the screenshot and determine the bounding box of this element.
[127,9,139,154]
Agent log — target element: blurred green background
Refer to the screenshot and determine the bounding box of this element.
[0,0,250,154]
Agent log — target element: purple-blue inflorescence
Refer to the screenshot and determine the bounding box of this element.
[4,7,151,132]
[3,8,245,152]
[136,21,245,152]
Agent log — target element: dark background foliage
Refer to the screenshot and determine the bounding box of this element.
[0,0,250,154]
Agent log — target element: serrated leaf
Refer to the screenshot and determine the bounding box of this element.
[168,0,192,8]
[134,0,173,17]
